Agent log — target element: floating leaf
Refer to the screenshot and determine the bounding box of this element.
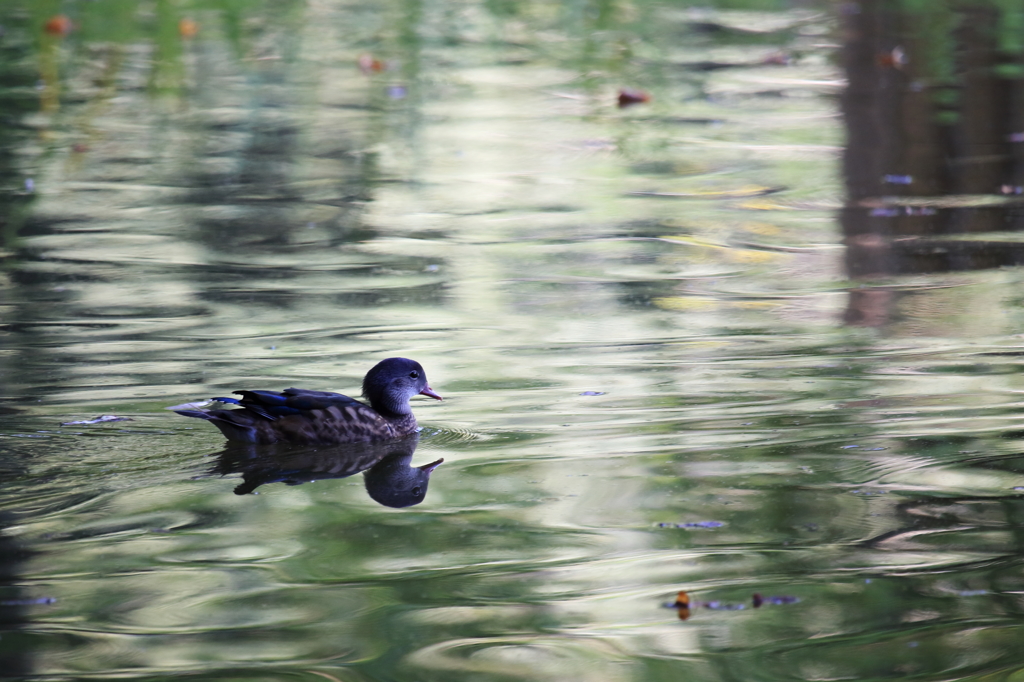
[44,15,73,37]
[618,88,651,108]
[179,18,199,39]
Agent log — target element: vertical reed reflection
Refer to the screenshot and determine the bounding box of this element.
[0,512,32,680]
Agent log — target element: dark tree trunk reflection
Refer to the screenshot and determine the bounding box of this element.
[841,0,1024,317]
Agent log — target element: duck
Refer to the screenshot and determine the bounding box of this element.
[173,357,442,445]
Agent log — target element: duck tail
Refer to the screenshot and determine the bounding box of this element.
[175,409,262,443]
[174,409,214,420]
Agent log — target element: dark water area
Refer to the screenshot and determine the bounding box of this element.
[5,0,1024,680]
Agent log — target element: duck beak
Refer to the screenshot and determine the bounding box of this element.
[419,457,444,473]
[419,385,443,401]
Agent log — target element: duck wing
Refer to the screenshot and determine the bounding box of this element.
[176,387,402,444]
[230,388,368,420]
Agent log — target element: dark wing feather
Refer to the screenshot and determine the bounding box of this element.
[281,388,368,409]
[231,389,367,419]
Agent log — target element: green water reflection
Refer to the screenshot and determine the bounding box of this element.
[5,0,1024,680]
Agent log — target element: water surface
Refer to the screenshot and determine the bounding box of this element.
[4,1,1024,680]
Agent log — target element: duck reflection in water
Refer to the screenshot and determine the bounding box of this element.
[210,433,443,507]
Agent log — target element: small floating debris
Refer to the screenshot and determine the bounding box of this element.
[876,46,907,69]
[657,520,725,529]
[178,17,198,38]
[664,590,798,620]
[762,50,793,66]
[579,391,606,396]
[0,597,56,606]
[883,174,913,185]
[666,590,691,620]
[60,415,133,426]
[753,593,799,606]
[44,15,73,37]
[358,54,386,74]
[869,206,937,217]
[617,88,651,108]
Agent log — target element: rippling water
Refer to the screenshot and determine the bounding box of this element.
[4,1,1024,680]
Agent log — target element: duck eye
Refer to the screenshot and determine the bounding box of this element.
[412,486,422,495]
[409,371,419,379]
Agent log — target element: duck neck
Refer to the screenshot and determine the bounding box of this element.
[370,393,411,418]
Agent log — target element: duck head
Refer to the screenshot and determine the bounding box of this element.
[362,357,442,416]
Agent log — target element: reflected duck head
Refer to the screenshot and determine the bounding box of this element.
[364,452,444,508]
